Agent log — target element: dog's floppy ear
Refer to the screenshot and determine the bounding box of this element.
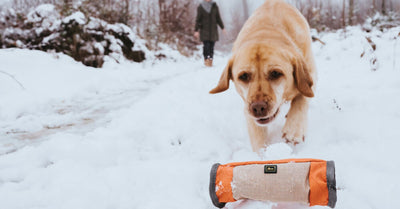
[292,55,314,97]
[209,58,233,94]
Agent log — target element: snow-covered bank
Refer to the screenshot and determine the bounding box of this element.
[0,48,195,153]
[1,27,400,209]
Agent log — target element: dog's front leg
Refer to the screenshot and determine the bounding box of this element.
[282,94,310,144]
[246,115,270,152]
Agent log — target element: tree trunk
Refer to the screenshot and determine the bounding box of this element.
[372,0,376,15]
[381,0,386,15]
[158,0,165,33]
[242,0,249,20]
[62,0,72,16]
[158,0,166,24]
[342,0,346,29]
[389,0,394,13]
[123,0,129,24]
[348,0,354,25]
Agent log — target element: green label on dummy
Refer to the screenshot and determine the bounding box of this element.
[264,165,277,174]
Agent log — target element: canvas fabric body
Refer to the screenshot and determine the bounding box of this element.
[211,159,336,208]
[232,163,310,203]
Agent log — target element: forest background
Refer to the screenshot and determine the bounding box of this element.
[1,0,399,64]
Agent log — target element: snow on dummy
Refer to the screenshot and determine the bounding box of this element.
[209,159,337,208]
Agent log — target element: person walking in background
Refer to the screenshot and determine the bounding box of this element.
[194,0,226,67]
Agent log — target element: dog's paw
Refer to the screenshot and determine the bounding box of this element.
[282,121,306,145]
[282,132,304,145]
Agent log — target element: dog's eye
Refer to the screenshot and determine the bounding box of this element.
[238,72,251,82]
[268,70,283,80]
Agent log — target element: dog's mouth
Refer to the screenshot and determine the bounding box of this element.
[255,108,279,125]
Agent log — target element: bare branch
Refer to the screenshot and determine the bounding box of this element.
[0,71,26,90]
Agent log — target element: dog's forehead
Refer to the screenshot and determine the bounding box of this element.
[233,49,290,73]
[239,44,270,61]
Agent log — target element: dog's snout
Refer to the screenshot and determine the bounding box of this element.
[250,101,268,117]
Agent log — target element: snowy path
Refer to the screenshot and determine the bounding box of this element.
[0,50,195,155]
[1,83,152,154]
[1,28,400,209]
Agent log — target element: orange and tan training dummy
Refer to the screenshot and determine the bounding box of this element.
[209,159,336,208]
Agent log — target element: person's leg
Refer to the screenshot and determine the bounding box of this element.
[209,41,215,60]
[203,41,211,60]
[203,41,212,66]
[203,41,207,60]
[205,41,215,66]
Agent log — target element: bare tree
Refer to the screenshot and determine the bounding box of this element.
[348,0,354,25]
[381,0,386,15]
[154,0,197,55]
[242,0,249,20]
[123,0,130,24]
[4,0,400,52]
[12,0,58,12]
[79,0,132,24]
[342,0,346,28]
[61,0,73,16]
[372,0,376,14]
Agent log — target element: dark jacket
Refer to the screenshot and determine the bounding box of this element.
[195,2,224,42]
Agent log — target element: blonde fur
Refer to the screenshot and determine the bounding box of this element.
[210,0,316,152]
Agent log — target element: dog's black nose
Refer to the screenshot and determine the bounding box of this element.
[250,101,268,117]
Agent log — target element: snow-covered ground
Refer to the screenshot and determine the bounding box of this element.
[1,27,400,209]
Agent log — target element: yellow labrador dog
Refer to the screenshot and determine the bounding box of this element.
[210,0,316,152]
